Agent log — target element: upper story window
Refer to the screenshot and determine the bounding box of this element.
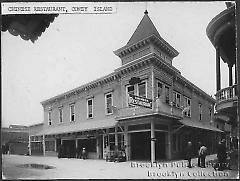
[209,108,212,118]
[87,99,93,118]
[48,111,52,126]
[105,93,113,114]
[173,91,181,108]
[183,96,191,117]
[165,86,170,104]
[199,103,202,121]
[157,81,163,98]
[138,82,146,98]
[59,108,63,123]
[70,104,75,122]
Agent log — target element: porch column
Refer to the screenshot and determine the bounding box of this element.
[43,135,46,156]
[96,137,100,159]
[151,120,156,163]
[216,46,221,91]
[235,63,237,84]
[75,139,78,150]
[124,125,129,160]
[228,64,233,86]
[28,135,31,155]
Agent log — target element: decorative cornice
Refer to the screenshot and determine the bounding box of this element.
[114,34,179,59]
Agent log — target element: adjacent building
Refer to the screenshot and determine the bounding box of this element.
[29,10,222,162]
[2,125,29,155]
[206,2,238,149]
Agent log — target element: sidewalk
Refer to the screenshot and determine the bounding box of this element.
[2,154,238,179]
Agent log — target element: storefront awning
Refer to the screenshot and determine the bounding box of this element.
[34,118,117,136]
[178,119,223,132]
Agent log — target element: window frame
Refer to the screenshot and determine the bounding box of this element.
[199,103,202,121]
[105,92,113,115]
[70,104,75,122]
[165,85,170,104]
[173,91,181,108]
[183,96,191,117]
[87,98,93,118]
[137,81,147,98]
[157,80,163,98]
[59,107,63,123]
[48,111,52,126]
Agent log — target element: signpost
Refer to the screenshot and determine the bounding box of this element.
[128,94,152,109]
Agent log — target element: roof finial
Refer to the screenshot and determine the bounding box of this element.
[144,2,148,14]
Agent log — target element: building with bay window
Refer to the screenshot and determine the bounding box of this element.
[29,10,222,162]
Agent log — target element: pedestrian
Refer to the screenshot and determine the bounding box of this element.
[185,141,193,168]
[214,139,227,171]
[197,141,202,167]
[199,144,207,168]
[82,148,87,159]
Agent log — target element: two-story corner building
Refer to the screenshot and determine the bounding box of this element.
[206,2,238,149]
[29,10,222,162]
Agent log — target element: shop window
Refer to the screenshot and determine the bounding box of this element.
[45,140,55,151]
[105,93,113,114]
[117,134,125,151]
[87,99,93,118]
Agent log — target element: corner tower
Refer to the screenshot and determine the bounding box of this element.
[114,10,179,66]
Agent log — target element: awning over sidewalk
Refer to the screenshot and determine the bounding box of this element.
[34,118,117,136]
[178,119,223,132]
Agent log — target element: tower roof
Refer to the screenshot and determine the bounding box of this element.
[126,10,162,46]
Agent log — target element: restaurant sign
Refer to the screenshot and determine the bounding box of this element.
[128,94,152,109]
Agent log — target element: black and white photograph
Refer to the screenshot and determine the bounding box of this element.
[1,1,239,179]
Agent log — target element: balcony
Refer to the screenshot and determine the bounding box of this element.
[114,98,183,121]
[215,84,237,113]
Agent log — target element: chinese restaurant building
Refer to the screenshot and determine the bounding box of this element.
[29,11,222,162]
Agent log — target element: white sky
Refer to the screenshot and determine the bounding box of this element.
[2,2,229,127]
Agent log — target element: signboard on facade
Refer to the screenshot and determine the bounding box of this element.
[128,94,152,109]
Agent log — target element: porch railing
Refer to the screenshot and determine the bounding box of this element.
[215,84,238,103]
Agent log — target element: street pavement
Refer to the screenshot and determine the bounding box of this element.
[2,154,239,179]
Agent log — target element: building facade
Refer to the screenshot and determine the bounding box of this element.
[2,125,29,155]
[206,2,238,149]
[30,11,222,162]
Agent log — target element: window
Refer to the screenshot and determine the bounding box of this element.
[48,111,52,126]
[199,103,202,121]
[70,104,75,122]
[173,92,181,108]
[183,97,191,117]
[87,99,93,118]
[165,86,170,104]
[105,93,113,114]
[138,82,146,98]
[157,81,163,98]
[59,108,63,123]
[209,108,212,117]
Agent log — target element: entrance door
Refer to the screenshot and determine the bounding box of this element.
[130,132,150,160]
[155,132,166,160]
[62,140,76,158]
